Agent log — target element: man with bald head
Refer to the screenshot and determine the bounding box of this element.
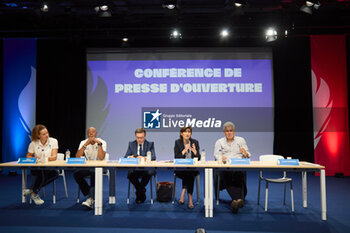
[74,127,107,209]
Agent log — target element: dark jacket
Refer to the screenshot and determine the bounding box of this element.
[124,140,156,161]
[174,138,201,160]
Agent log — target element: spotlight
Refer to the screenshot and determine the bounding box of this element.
[122,37,128,42]
[41,3,49,12]
[165,4,176,9]
[220,29,229,38]
[265,28,277,42]
[170,29,182,39]
[163,0,177,10]
[234,0,247,7]
[300,1,321,14]
[100,5,109,11]
[284,30,288,37]
[94,4,112,17]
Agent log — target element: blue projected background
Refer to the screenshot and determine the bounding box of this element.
[2,38,36,162]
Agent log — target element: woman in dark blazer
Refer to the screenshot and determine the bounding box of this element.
[174,126,201,209]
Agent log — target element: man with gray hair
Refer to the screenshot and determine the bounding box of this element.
[214,121,250,214]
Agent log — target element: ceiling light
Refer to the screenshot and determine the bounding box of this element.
[100,5,108,11]
[165,4,176,9]
[265,28,277,42]
[220,29,229,38]
[170,29,182,39]
[300,1,321,14]
[41,3,49,12]
[234,0,247,7]
[94,4,112,17]
[163,0,177,10]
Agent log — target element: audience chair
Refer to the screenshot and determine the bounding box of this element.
[53,153,68,204]
[258,154,294,212]
[172,173,200,204]
[127,172,157,204]
[214,170,246,205]
[77,153,110,203]
[29,153,68,204]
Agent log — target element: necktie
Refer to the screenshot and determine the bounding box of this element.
[138,144,142,156]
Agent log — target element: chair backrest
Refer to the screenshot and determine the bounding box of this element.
[57,153,65,161]
[259,154,286,178]
[259,154,284,162]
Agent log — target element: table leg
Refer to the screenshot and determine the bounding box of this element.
[208,168,213,218]
[204,168,213,218]
[22,168,27,203]
[205,168,208,217]
[302,171,307,208]
[109,168,116,204]
[95,167,103,215]
[320,169,327,220]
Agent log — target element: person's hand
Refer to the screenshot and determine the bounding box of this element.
[191,143,197,155]
[240,147,248,158]
[86,138,93,145]
[94,138,101,144]
[222,155,227,162]
[183,143,191,155]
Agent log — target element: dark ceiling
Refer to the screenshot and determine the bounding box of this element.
[1,0,350,42]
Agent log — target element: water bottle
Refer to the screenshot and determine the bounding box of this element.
[217,149,223,164]
[41,149,47,163]
[65,149,70,160]
[146,151,152,163]
[201,149,206,163]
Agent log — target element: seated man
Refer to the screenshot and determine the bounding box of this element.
[214,121,250,214]
[74,127,107,209]
[125,128,156,204]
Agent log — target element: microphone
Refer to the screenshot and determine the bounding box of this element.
[185,138,190,155]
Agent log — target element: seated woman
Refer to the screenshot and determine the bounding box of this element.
[174,126,201,209]
[23,124,59,205]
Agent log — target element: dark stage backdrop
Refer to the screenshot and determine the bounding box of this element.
[272,37,315,162]
[0,40,3,163]
[36,39,86,155]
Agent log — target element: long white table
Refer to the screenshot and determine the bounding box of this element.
[0,160,326,220]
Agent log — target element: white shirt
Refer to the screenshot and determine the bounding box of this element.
[28,137,58,159]
[78,138,107,161]
[214,136,251,160]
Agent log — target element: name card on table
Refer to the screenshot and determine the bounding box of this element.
[18,158,37,164]
[229,158,251,165]
[278,159,299,166]
[119,158,139,165]
[66,158,86,164]
[107,160,120,163]
[174,159,194,165]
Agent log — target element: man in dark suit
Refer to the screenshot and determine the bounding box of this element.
[125,128,156,204]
